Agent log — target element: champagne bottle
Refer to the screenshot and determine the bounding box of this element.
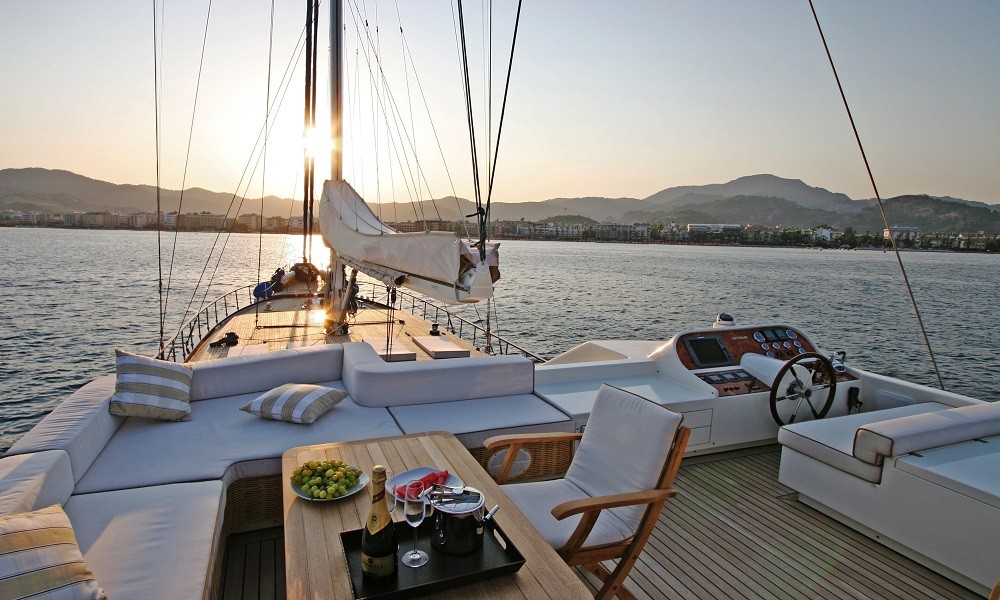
[361,465,398,579]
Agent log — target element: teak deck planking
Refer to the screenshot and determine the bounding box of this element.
[189,297,481,362]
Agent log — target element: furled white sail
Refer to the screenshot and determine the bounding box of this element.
[318,178,498,304]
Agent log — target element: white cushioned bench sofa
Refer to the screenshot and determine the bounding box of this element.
[777,399,1000,595]
[0,342,573,599]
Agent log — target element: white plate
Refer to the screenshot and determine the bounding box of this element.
[290,471,369,502]
[386,467,463,502]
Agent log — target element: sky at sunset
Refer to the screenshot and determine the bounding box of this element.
[1,1,998,207]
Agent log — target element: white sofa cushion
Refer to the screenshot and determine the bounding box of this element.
[0,451,74,516]
[564,385,682,535]
[0,504,106,600]
[241,384,348,424]
[501,478,634,549]
[5,376,123,484]
[342,342,534,407]
[74,384,402,494]
[64,480,223,600]
[388,394,573,448]
[188,343,344,401]
[778,403,949,483]
[109,350,193,421]
[854,401,1000,465]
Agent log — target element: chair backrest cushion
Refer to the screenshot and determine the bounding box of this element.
[565,385,682,532]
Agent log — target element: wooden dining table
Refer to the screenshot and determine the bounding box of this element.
[281,431,591,599]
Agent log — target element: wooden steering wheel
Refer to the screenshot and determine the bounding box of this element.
[768,352,837,426]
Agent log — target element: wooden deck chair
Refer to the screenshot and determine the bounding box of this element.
[484,385,690,600]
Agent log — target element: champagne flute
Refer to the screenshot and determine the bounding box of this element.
[401,480,428,567]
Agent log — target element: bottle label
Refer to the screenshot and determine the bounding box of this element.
[366,511,389,535]
[361,551,396,577]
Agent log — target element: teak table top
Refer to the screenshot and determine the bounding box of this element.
[281,431,590,600]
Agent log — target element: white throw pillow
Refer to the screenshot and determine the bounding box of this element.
[0,505,107,600]
[109,349,193,421]
[241,384,348,424]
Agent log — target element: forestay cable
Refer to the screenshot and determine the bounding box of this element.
[808,0,945,390]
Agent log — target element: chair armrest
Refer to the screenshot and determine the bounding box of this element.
[483,432,583,450]
[483,432,582,484]
[551,488,676,520]
[553,488,678,559]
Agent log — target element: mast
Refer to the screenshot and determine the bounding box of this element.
[324,0,348,335]
[330,0,343,181]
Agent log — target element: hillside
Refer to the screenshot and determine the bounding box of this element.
[0,168,301,217]
[845,196,1000,234]
[3,168,996,233]
[645,174,860,214]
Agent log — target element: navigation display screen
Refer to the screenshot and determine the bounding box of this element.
[764,330,778,341]
[685,336,734,368]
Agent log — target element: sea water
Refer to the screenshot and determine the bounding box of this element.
[1,228,997,450]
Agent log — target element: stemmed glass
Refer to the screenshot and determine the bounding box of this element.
[401,480,429,567]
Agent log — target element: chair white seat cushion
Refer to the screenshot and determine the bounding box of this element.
[501,385,682,552]
[501,478,635,549]
[778,403,949,483]
[64,480,223,600]
[563,386,682,534]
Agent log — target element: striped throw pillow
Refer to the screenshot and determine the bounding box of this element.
[109,349,193,421]
[241,384,348,424]
[0,505,107,600]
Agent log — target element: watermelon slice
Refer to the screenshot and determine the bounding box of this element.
[395,469,450,499]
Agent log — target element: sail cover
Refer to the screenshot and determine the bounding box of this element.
[319,179,496,304]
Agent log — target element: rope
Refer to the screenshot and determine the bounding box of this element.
[808,0,945,390]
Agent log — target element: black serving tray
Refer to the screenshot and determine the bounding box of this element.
[340,518,525,600]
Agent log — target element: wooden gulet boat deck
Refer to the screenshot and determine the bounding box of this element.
[188,289,482,362]
[219,446,978,599]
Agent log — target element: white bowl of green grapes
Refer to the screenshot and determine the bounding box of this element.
[290,459,368,501]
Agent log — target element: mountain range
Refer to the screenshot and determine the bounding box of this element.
[2,168,997,234]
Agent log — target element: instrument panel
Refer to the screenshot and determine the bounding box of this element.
[678,326,817,398]
[678,326,815,370]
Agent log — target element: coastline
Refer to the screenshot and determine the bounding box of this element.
[2,223,995,254]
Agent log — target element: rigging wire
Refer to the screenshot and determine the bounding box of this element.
[345,0,439,223]
[485,0,522,231]
[163,0,213,325]
[173,22,308,334]
[808,0,945,390]
[255,0,276,330]
[399,33,468,236]
[455,0,486,253]
[152,0,165,355]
